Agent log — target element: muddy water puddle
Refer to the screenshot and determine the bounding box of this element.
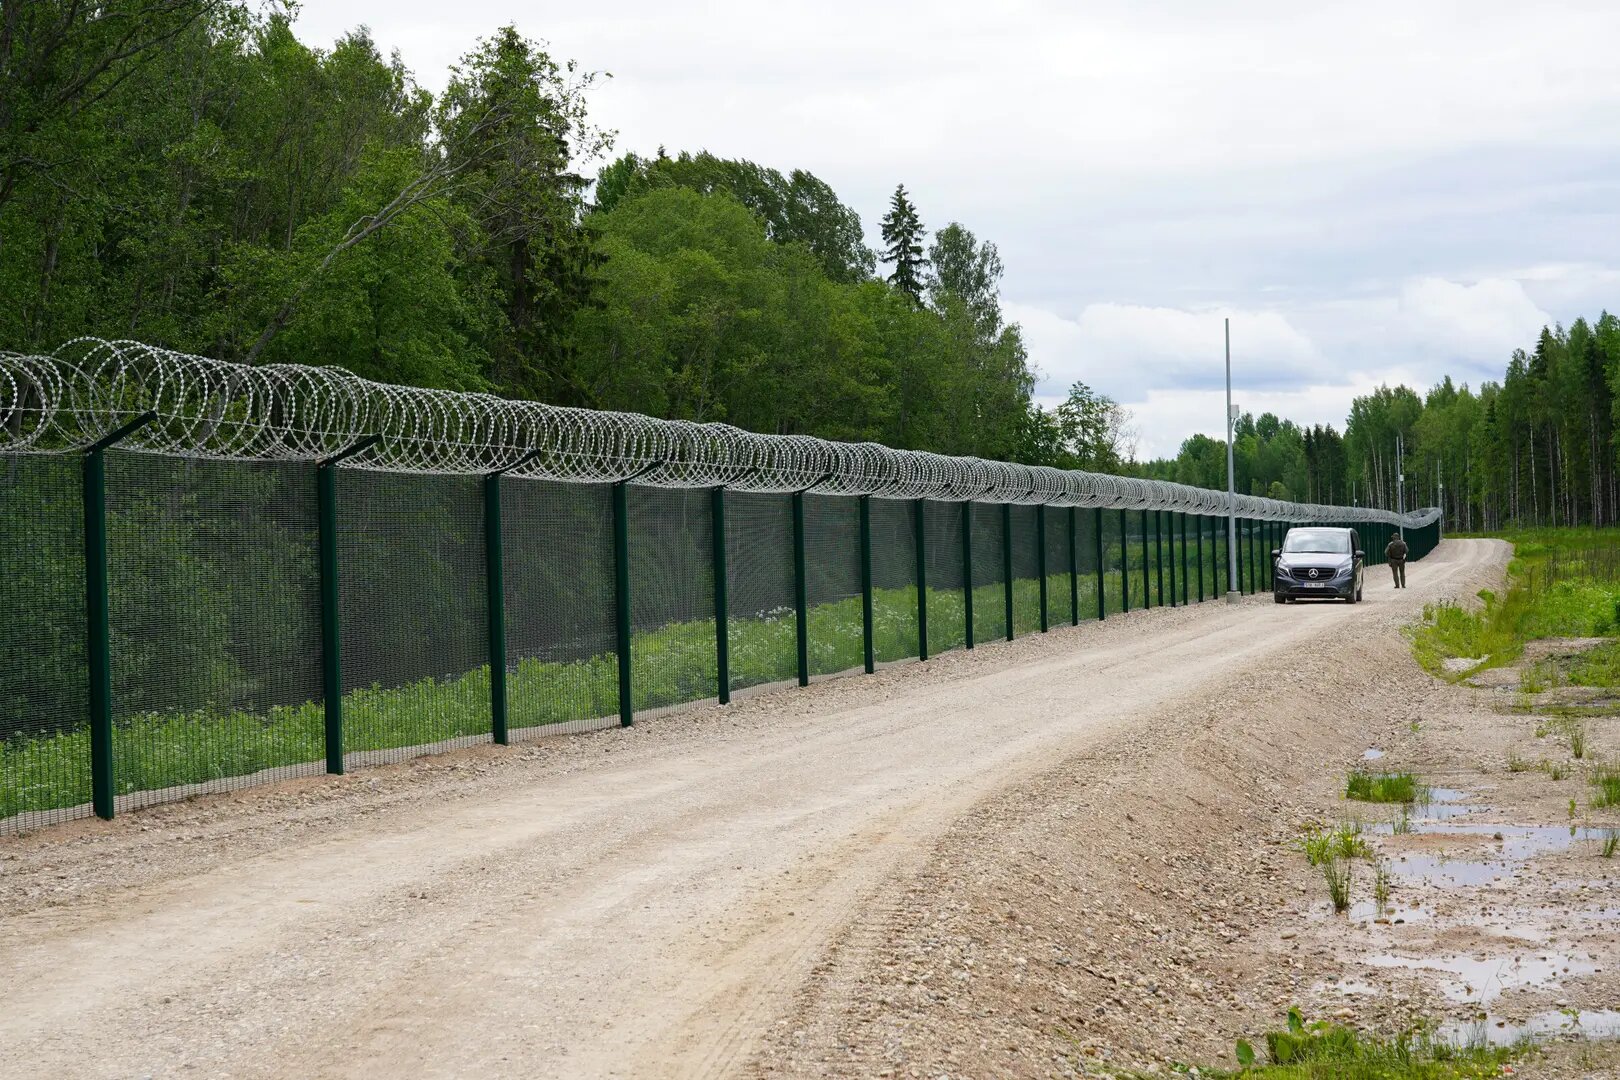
[1438,1008,1620,1048]
[1363,951,1601,1003]
[1383,853,1519,888]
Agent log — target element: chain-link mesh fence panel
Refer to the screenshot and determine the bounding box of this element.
[630,486,718,710]
[1102,509,1123,615]
[1123,510,1142,610]
[339,469,488,765]
[104,453,322,810]
[1045,507,1075,626]
[971,503,1005,642]
[1172,512,1188,606]
[803,494,862,677]
[502,478,618,737]
[869,499,918,662]
[1191,514,1204,600]
[1172,514,1184,603]
[922,501,967,653]
[1155,511,1169,607]
[1072,507,1096,622]
[0,454,89,831]
[725,492,796,693]
[1010,505,1041,636]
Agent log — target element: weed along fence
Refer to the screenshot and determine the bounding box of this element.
[0,340,1442,833]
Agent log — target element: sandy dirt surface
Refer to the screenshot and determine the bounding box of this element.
[6,538,1597,1080]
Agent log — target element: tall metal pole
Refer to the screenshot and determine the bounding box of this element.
[1224,317,1239,603]
[1396,431,1405,539]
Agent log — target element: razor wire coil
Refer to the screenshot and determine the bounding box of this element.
[0,338,1441,527]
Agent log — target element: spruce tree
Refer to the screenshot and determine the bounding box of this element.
[879,184,926,304]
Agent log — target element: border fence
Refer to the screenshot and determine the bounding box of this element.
[0,339,1441,832]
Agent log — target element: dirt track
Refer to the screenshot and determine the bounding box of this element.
[0,540,1504,1079]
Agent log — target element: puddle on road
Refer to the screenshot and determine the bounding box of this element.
[1438,1008,1620,1048]
[1348,899,1432,924]
[1383,853,1519,888]
[1363,951,1600,1003]
[1374,821,1615,859]
[1413,789,1485,821]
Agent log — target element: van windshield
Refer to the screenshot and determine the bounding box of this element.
[1283,530,1350,554]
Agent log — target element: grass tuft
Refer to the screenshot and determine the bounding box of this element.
[1346,769,1428,804]
[1298,822,1370,865]
[1138,1010,1517,1079]
[1590,764,1620,809]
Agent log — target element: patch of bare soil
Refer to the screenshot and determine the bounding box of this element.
[754,540,1620,1079]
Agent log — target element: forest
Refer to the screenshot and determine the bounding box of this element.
[3,2,1618,528]
[1143,314,1620,531]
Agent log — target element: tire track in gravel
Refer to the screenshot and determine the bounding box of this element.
[0,541,1496,1080]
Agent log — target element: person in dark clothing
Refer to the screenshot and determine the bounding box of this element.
[1385,534,1409,588]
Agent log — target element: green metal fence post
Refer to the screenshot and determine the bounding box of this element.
[1037,504,1049,632]
[859,496,875,675]
[317,433,381,777]
[792,490,809,687]
[1141,509,1151,609]
[915,499,929,661]
[485,472,509,745]
[612,482,632,726]
[1153,508,1166,605]
[1120,508,1130,612]
[1070,505,1081,625]
[1001,502,1014,641]
[788,473,834,686]
[1093,507,1105,621]
[483,449,543,747]
[712,485,731,704]
[1184,514,1191,604]
[611,459,663,728]
[1166,511,1177,608]
[962,500,975,649]
[83,411,157,820]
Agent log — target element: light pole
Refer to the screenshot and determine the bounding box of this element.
[1225,317,1240,604]
[1395,431,1405,538]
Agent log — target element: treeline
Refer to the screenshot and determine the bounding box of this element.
[1143,314,1620,530]
[4,3,1149,463]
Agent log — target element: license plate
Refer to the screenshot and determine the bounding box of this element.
[1304,582,1329,588]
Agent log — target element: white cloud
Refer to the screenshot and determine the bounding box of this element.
[1396,277,1552,357]
[289,1,1620,469]
[1009,300,1321,401]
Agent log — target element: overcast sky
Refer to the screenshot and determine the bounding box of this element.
[294,1,1620,458]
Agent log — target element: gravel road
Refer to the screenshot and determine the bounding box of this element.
[0,540,1501,1079]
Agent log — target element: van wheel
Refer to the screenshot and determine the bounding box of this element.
[1274,591,1286,604]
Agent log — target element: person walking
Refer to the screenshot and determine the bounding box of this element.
[1385,532,1409,588]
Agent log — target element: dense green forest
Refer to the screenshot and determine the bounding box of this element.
[0,2,1074,461]
[4,2,1618,528]
[1141,315,1620,531]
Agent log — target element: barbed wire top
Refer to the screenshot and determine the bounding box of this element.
[0,338,1441,527]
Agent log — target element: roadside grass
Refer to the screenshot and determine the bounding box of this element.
[1139,1010,1515,1079]
[1346,769,1428,804]
[1590,764,1620,809]
[1298,822,1370,865]
[1321,856,1354,913]
[1564,640,1620,688]
[1373,860,1393,912]
[0,567,1191,822]
[1407,529,1620,682]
